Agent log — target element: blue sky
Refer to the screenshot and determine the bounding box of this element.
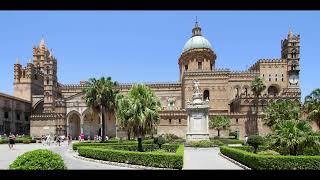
[0,11,319,99]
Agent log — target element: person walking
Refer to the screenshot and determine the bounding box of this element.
[56,136,61,146]
[68,134,72,145]
[8,133,16,150]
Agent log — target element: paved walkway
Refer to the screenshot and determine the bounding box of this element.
[1,143,243,170]
[183,147,243,170]
[0,142,131,169]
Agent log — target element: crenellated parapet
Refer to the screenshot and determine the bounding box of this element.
[248,58,286,71]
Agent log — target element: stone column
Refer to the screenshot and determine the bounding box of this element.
[80,116,84,134]
[66,117,69,136]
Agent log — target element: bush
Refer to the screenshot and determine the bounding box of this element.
[302,146,320,156]
[73,140,154,151]
[187,140,214,147]
[229,131,238,139]
[247,135,264,153]
[258,150,280,156]
[78,144,184,169]
[161,134,180,143]
[210,137,244,144]
[9,149,66,170]
[220,146,320,170]
[153,136,166,149]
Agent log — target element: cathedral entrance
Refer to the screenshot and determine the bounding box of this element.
[83,111,100,140]
[68,112,81,139]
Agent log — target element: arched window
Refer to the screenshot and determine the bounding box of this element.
[268,86,279,96]
[198,62,202,70]
[236,88,239,97]
[244,88,248,96]
[46,78,49,85]
[46,66,50,74]
[185,65,188,71]
[203,90,210,100]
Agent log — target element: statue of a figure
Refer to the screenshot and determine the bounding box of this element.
[194,80,200,94]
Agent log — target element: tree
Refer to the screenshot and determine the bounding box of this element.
[269,120,320,155]
[115,94,133,140]
[247,135,264,153]
[304,88,320,128]
[209,116,230,137]
[127,84,161,152]
[263,100,301,129]
[83,77,119,141]
[250,77,266,135]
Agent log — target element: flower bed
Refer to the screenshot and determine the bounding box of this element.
[9,149,66,170]
[77,144,184,169]
[220,146,320,170]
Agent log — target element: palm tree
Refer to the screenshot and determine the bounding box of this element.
[83,77,119,141]
[209,116,230,137]
[263,100,301,129]
[250,77,266,135]
[127,84,161,151]
[269,120,320,155]
[115,94,133,140]
[304,88,320,128]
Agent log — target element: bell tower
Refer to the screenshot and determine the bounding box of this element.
[281,28,300,89]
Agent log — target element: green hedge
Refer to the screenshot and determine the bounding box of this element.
[9,149,66,170]
[213,138,244,145]
[0,139,36,144]
[220,146,320,170]
[87,143,179,153]
[72,139,158,151]
[78,144,184,169]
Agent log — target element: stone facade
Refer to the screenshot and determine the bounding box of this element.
[0,92,31,135]
[11,22,305,139]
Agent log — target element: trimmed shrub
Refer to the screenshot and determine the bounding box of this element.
[155,137,166,149]
[187,140,214,147]
[220,146,320,170]
[247,135,264,153]
[210,137,244,145]
[0,139,36,144]
[161,134,181,143]
[258,150,280,156]
[78,144,184,169]
[73,140,153,151]
[9,149,66,170]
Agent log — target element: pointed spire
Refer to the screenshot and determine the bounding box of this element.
[16,58,20,64]
[192,16,202,37]
[288,27,293,38]
[40,35,45,47]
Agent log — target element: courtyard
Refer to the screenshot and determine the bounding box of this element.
[0,142,243,170]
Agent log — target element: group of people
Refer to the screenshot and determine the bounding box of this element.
[77,133,109,141]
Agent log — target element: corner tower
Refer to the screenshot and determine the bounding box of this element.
[178,20,216,81]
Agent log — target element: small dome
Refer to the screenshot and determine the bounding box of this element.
[182,36,212,53]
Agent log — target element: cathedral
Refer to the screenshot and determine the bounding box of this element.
[12,22,301,140]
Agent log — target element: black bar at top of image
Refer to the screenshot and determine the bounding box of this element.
[1,0,320,10]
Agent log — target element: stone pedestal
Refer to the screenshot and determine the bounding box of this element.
[186,80,210,142]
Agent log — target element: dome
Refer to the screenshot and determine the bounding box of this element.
[182,35,212,53]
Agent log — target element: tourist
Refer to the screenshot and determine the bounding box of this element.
[87,135,90,141]
[68,134,72,145]
[8,133,16,150]
[244,135,248,145]
[46,134,51,146]
[56,136,61,146]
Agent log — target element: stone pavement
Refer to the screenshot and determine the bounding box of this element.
[183,147,243,170]
[1,142,243,170]
[0,141,131,170]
